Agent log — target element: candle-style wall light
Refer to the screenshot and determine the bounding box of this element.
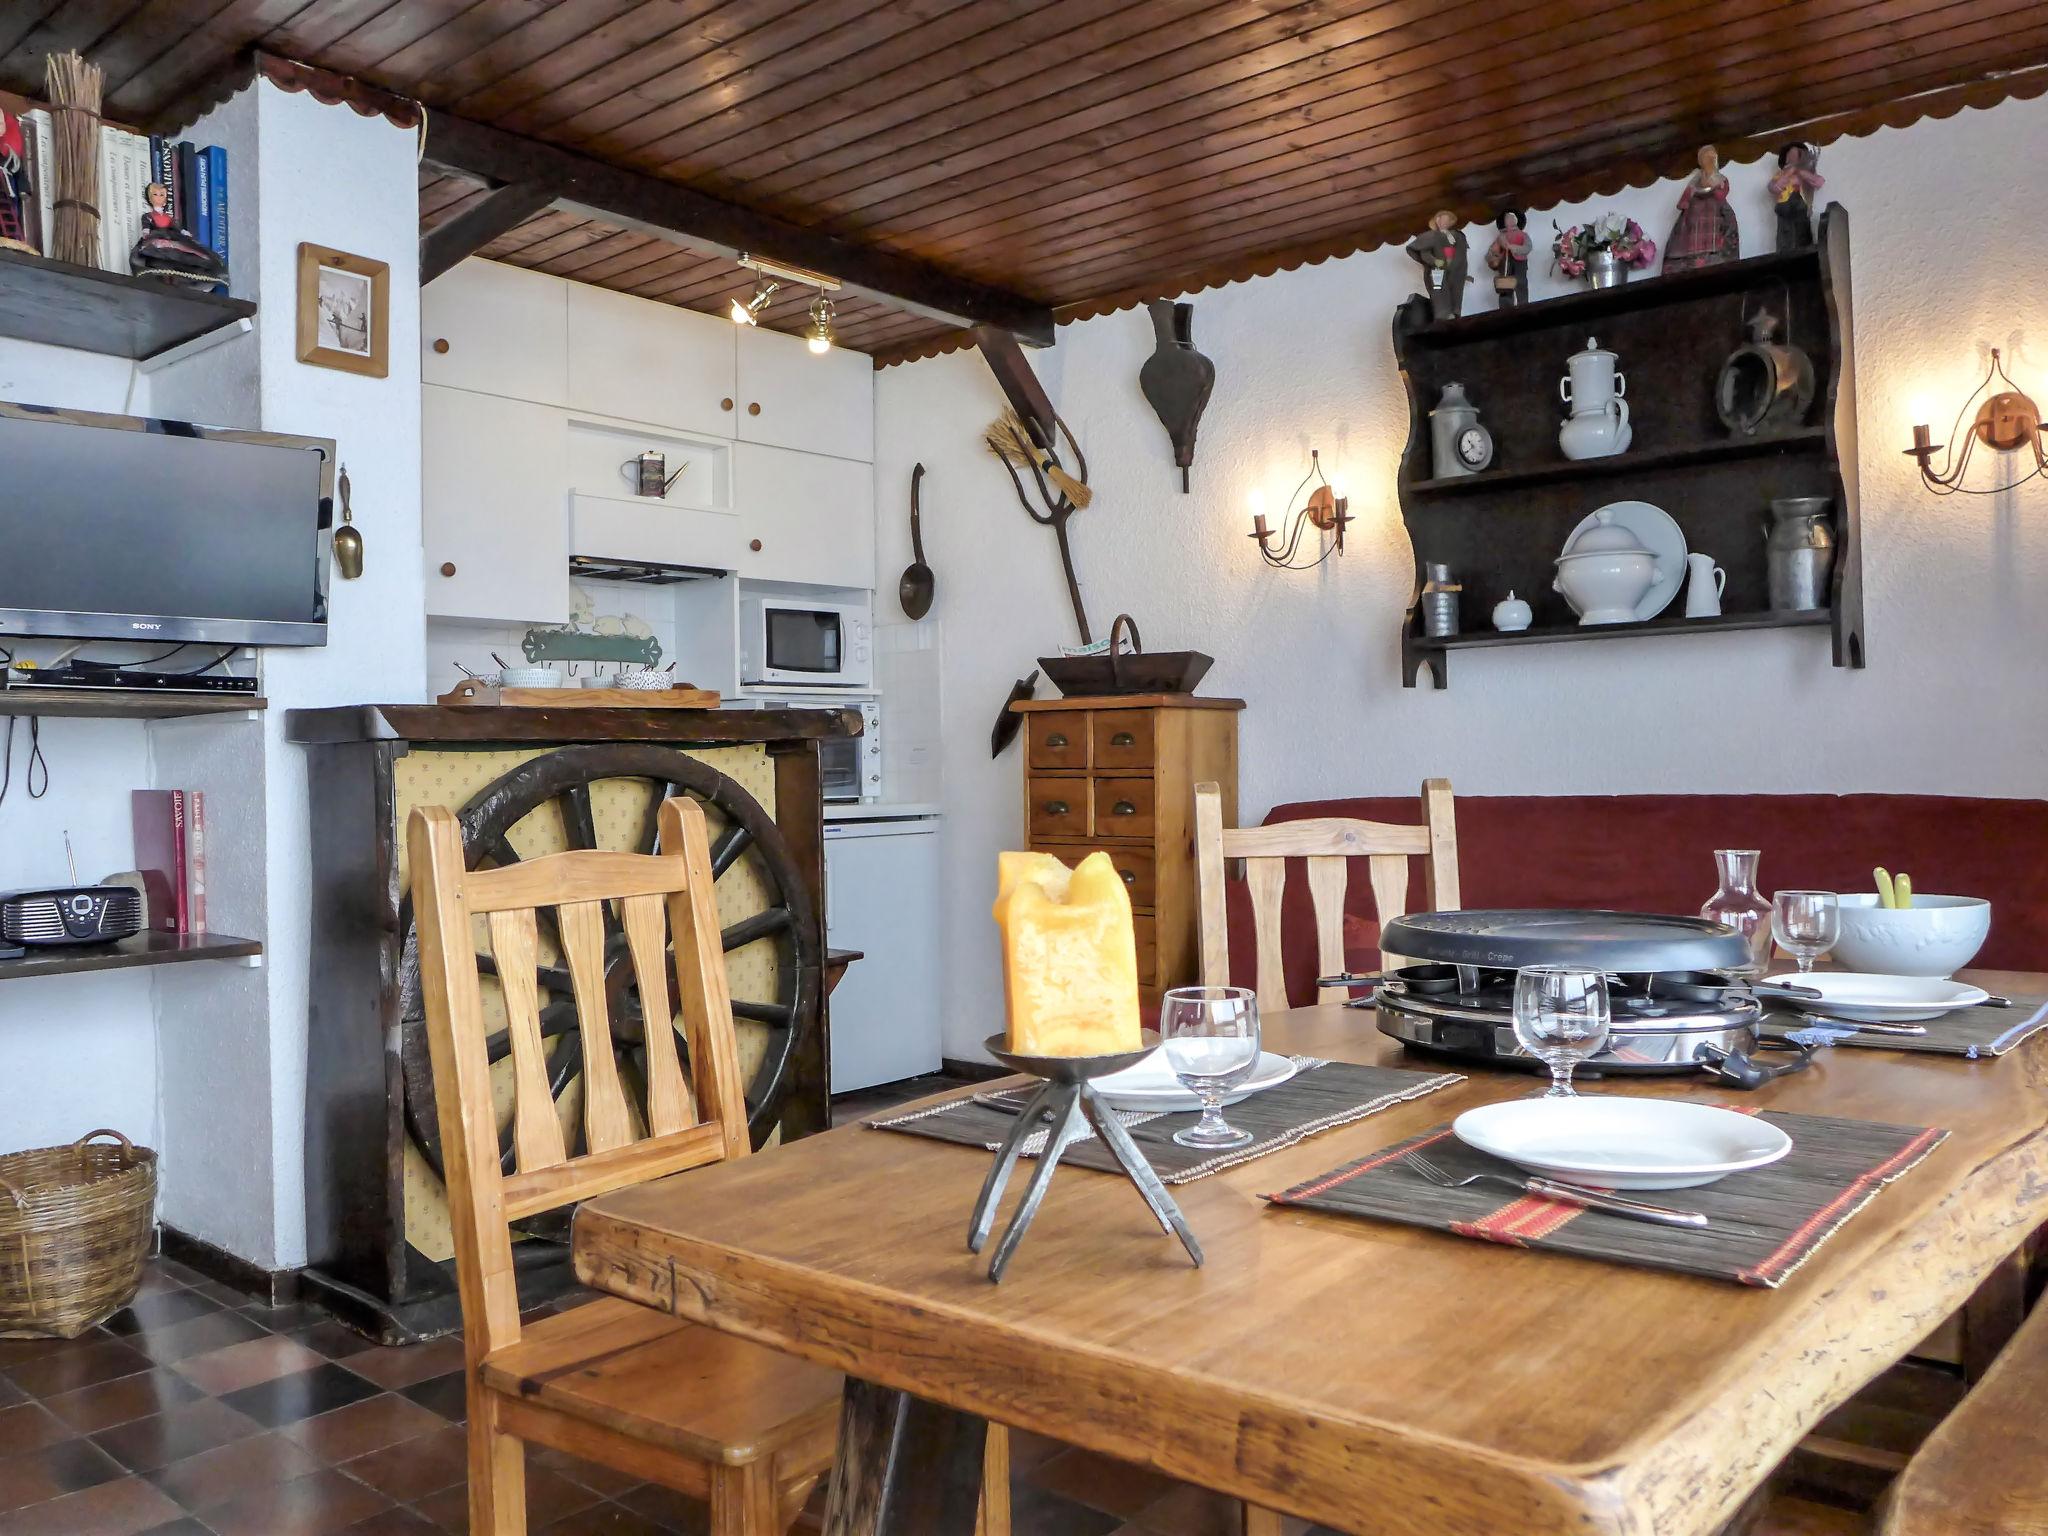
[1249,448,1350,570]
[1904,349,2046,495]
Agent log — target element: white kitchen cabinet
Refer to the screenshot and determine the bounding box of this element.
[567,284,738,439]
[422,259,568,406]
[736,325,874,462]
[733,442,875,588]
[422,385,569,624]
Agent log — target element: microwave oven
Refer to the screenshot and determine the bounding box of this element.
[739,597,872,689]
[741,693,880,802]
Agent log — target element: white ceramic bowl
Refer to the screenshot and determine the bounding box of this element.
[1829,894,1991,978]
[499,666,563,689]
[614,669,673,691]
[1553,549,1661,625]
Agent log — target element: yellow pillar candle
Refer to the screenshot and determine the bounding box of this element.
[993,851,1143,1057]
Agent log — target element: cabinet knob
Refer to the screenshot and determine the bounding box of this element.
[1110,731,1136,747]
[432,338,449,354]
[1044,800,1070,817]
[1045,732,1068,748]
[1111,800,1137,817]
[747,401,762,416]
[721,397,734,411]
[439,561,457,577]
[749,539,763,553]
[1120,869,1136,887]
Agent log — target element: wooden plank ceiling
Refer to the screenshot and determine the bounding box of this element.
[9,1,2048,363]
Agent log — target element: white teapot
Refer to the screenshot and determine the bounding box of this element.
[1559,336,1633,461]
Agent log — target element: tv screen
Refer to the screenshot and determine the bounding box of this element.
[0,409,330,646]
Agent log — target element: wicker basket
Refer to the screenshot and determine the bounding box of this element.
[0,1130,157,1339]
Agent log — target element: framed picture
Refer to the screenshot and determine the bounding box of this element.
[296,243,389,377]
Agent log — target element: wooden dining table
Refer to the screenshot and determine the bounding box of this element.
[573,971,2048,1536]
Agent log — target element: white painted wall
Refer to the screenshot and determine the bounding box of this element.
[875,95,2048,1060]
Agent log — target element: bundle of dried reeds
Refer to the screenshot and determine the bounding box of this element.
[984,408,1091,509]
[43,50,103,268]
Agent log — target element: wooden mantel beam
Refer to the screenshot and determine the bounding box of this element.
[420,115,1053,345]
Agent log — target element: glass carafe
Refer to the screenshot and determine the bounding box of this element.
[1701,849,1774,977]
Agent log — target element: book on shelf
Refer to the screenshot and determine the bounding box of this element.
[131,789,208,934]
[204,144,226,290]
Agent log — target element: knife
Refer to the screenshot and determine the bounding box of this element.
[1520,1176,1711,1228]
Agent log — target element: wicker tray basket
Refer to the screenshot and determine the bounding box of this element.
[0,1130,157,1339]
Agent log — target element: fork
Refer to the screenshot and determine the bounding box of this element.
[1404,1148,1709,1229]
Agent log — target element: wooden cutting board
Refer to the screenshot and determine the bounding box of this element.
[437,681,722,708]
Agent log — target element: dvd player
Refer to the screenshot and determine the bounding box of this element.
[7,666,259,696]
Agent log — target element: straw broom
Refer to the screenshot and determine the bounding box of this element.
[43,51,103,268]
[984,408,1091,509]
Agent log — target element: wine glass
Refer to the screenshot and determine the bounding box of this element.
[1159,986,1260,1148]
[1512,965,1611,1098]
[1773,890,1840,973]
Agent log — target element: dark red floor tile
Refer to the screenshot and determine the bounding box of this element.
[0,1383,21,1411]
[149,1262,206,1290]
[408,1483,466,1534]
[134,1520,213,1535]
[129,1313,270,1368]
[530,1447,642,1499]
[0,1408,71,1461]
[0,1473,184,1535]
[336,1337,464,1391]
[218,1364,382,1429]
[0,1439,128,1514]
[335,1510,442,1535]
[90,1399,261,1475]
[144,1429,323,1510]
[290,1322,382,1362]
[1033,1446,1181,1519]
[281,1395,444,1464]
[338,1424,468,1502]
[524,1468,606,1526]
[1126,1482,1240,1536]
[237,1301,326,1334]
[611,1483,705,1534]
[101,1292,223,1338]
[3,1341,151,1402]
[394,1374,466,1424]
[128,1271,189,1301]
[183,1280,251,1309]
[43,1370,204,1435]
[534,1502,678,1536]
[185,1467,392,1536]
[173,1335,329,1396]
[0,1340,78,1373]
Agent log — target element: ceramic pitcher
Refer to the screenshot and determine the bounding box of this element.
[1559,336,1633,460]
[1684,552,1726,617]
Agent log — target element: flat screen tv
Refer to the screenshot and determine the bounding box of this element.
[0,403,333,646]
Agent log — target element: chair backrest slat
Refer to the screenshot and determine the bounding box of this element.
[408,796,753,1363]
[486,907,569,1174]
[1195,780,1461,1012]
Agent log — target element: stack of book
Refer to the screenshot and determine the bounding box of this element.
[130,789,208,934]
[15,109,228,289]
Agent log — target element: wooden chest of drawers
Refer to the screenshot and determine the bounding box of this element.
[1010,692,1243,1017]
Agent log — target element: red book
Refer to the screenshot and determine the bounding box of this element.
[187,790,206,934]
[131,790,189,934]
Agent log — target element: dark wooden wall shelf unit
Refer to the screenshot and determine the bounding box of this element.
[1393,205,1863,688]
[286,702,850,1341]
[0,690,267,721]
[0,930,261,982]
[0,248,254,361]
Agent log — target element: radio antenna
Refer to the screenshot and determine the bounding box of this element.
[64,830,77,884]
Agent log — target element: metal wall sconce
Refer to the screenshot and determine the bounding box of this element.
[1904,349,2045,495]
[1249,448,1350,570]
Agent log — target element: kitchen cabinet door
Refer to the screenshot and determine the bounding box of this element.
[733,441,875,588]
[421,259,567,406]
[735,325,875,462]
[422,385,570,624]
[567,284,738,437]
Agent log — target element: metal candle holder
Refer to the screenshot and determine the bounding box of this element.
[968,1030,1203,1283]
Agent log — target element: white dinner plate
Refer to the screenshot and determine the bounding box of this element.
[1564,500,1687,621]
[1452,1097,1793,1190]
[1762,972,1989,1023]
[1096,1049,1298,1112]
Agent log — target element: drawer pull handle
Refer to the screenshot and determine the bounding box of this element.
[1110,731,1136,747]
[1120,869,1136,886]
[439,562,457,577]
[1045,800,1070,817]
[1045,732,1069,748]
[748,402,762,416]
[1111,800,1137,817]
[721,397,734,411]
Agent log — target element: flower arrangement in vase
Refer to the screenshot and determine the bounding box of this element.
[1552,213,1657,289]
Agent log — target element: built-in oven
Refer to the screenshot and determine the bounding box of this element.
[741,693,881,802]
[739,596,872,689]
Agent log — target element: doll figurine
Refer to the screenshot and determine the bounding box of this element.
[1406,210,1469,320]
[1485,209,1530,308]
[130,180,227,287]
[0,110,32,255]
[1664,145,1740,272]
[1768,143,1824,253]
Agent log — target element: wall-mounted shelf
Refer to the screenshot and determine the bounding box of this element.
[0,690,267,721]
[1408,430,1829,499]
[0,931,262,983]
[1414,609,1833,654]
[0,248,254,361]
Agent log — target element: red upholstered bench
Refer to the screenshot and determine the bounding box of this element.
[1223,794,2048,1007]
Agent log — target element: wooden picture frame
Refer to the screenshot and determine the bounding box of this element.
[296,243,389,377]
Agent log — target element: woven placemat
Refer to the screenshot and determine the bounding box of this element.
[1266,1107,1947,1288]
[868,1060,1463,1184]
[1766,996,2048,1057]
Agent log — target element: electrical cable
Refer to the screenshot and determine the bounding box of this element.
[0,716,49,805]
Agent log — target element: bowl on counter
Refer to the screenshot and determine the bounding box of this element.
[499,666,563,689]
[1830,894,1991,978]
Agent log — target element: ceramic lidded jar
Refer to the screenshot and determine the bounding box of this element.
[1491,591,1533,631]
[1559,336,1633,460]
[1553,508,1662,624]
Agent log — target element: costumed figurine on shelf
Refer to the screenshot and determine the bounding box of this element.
[130,180,228,288]
[1485,209,1530,308]
[1664,145,1740,272]
[0,108,32,254]
[1407,210,1469,320]
[1769,143,1824,253]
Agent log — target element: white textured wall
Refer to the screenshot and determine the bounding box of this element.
[875,95,2048,1060]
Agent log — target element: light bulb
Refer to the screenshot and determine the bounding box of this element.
[729,297,756,326]
[807,333,831,354]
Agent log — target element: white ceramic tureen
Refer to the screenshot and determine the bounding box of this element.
[1553,509,1663,625]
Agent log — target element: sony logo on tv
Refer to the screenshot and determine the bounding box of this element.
[129,621,163,630]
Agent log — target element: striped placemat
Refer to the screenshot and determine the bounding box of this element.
[867,1060,1463,1184]
[1766,996,2048,1058]
[1266,1107,1947,1288]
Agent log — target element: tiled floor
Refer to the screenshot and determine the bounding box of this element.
[0,1256,1333,1536]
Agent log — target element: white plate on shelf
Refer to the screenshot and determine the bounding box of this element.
[1096,1050,1298,1112]
[1452,1097,1792,1190]
[1762,972,1990,1023]
[1564,500,1687,621]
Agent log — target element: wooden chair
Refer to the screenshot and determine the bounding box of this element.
[1194,778,1460,1011]
[410,797,1011,1536]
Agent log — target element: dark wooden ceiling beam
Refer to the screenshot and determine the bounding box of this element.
[420,180,559,283]
[418,110,1053,344]
[973,326,1060,452]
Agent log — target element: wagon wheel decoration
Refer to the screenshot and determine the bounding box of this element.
[397,744,818,1178]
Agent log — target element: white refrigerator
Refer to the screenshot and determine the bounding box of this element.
[823,814,943,1092]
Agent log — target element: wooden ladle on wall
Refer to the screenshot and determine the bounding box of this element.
[899,463,935,619]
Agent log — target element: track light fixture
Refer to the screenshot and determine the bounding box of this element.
[728,279,777,326]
